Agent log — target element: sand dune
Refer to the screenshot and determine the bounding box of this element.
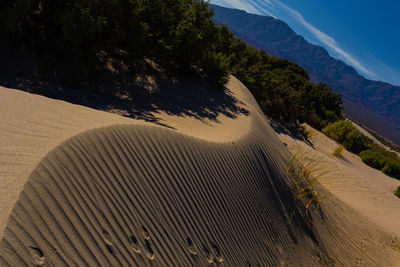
[279,125,400,237]
[1,77,399,266]
[0,77,250,239]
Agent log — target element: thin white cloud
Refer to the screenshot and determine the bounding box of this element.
[271,0,377,79]
[241,0,277,18]
[361,53,400,85]
[209,0,261,15]
[210,0,277,17]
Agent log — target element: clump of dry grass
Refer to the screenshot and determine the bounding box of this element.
[306,129,315,139]
[286,149,338,226]
[332,145,345,157]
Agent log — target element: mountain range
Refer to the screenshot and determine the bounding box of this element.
[211,4,400,146]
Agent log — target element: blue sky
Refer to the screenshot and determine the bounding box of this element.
[209,0,400,86]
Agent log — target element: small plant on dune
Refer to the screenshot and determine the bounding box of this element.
[395,186,400,198]
[332,145,345,157]
[306,129,315,139]
[286,150,330,226]
[392,237,400,251]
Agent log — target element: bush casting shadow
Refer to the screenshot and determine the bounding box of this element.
[0,54,249,129]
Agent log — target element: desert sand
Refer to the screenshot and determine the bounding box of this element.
[278,124,400,236]
[0,76,399,266]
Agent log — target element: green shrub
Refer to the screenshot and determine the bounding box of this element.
[395,186,400,198]
[322,120,367,153]
[0,0,343,127]
[322,120,400,179]
[200,52,230,87]
[213,27,343,125]
[0,0,229,87]
[360,146,400,179]
[359,149,386,169]
[382,160,400,178]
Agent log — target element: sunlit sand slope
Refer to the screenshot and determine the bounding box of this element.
[1,77,399,266]
[1,122,328,266]
[0,76,250,240]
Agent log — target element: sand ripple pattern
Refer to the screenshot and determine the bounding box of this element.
[1,123,399,266]
[0,123,329,266]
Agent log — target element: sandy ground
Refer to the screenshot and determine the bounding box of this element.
[0,77,251,239]
[278,124,400,237]
[0,76,399,266]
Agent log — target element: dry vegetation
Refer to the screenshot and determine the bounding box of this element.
[286,150,328,226]
[332,145,345,157]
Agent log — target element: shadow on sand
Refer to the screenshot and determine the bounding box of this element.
[269,120,315,148]
[0,57,249,129]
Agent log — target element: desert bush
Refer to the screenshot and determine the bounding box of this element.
[332,145,345,157]
[359,145,400,179]
[0,0,229,87]
[359,149,386,169]
[0,0,343,127]
[382,160,400,178]
[213,26,343,125]
[322,120,367,153]
[395,186,400,198]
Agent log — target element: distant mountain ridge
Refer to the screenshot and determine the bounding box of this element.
[210,4,400,145]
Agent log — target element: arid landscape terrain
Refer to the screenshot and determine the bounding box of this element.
[1,1,400,266]
[1,77,399,266]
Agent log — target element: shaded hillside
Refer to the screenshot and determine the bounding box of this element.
[211,4,400,145]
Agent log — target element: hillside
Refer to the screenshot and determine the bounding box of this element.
[211,4,400,146]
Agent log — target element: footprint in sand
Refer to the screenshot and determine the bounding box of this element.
[129,234,141,254]
[202,244,214,264]
[186,237,198,257]
[29,246,45,266]
[102,229,115,254]
[210,241,224,264]
[202,242,224,265]
[143,239,155,260]
[137,226,155,260]
[141,225,150,240]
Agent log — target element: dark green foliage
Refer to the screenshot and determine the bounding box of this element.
[322,120,367,153]
[359,149,388,169]
[200,52,230,86]
[359,145,400,179]
[212,26,343,126]
[1,0,229,86]
[1,0,342,125]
